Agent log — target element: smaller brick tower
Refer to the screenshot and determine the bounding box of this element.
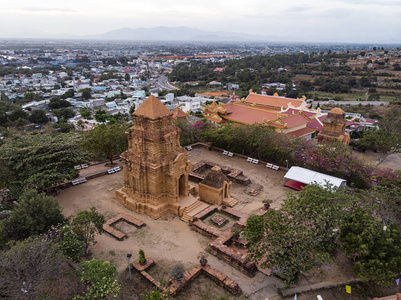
[317,107,350,146]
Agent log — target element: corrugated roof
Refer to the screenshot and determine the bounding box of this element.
[284,166,346,187]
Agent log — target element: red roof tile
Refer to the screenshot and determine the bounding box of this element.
[289,127,316,137]
[279,114,310,128]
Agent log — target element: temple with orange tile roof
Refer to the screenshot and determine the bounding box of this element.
[202,92,326,139]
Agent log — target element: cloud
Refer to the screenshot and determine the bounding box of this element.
[337,0,401,6]
[285,7,312,13]
[22,7,78,13]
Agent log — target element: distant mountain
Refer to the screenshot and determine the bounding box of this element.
[0,26,288,42]
[83,26,283,42]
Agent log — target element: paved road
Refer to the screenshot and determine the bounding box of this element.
[312,100,389,106]
[156,75,178,91]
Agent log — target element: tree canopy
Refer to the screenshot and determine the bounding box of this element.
[72,207,105,254]
[0,237,80,299]
[81,122,128,164]
[244,183,355,283]
[0,132,86,198]
[74,259,120,300]
[29,109,49,124]
[3,189,66,240]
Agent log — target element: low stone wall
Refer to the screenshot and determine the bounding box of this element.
[209,234,257,277]
[221,206,248,228]
[189,205,256,277]
[103,213,146,240]
[279,279,362,298]
[373,293,401,300]
[132,256,240,296]
[191,219,222,239]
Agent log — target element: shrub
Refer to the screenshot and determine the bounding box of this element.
[139,249,146,265]
[170,263,185,281]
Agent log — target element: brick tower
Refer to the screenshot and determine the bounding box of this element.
[116,95,192,219]
[317,107,350,146]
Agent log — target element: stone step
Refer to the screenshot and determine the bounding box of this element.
[223,197,238,207]
[181,214,192,222]
[184,200,203,213]
[187,202,209,217]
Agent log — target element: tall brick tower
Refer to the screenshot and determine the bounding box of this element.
[116,95,192,219]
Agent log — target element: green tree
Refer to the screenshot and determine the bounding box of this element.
[124,73,130,81]
[53,107,76,120]
[58,224,85,262]
[74,259,120,300]
[0,237,80,300]
[48,97,71,109]
[94,109,108,123]
[24,92,42,102]
[141,287,173,300]
[28,109,49,124]
[81,122,128,164]
[0,92,10,102]
[282,183,356,251]
[72,207,105,254]
[244,210,330,284]
[9,108,28,122]
[244,183,359,284]
[3,189,66,240]
[61,89,74,99]
[80,88,92,100]
[80,109,91,119]
[0,133,86,198]
[340,207,401,286]
[129,104,136,115]
[357,129,395,153]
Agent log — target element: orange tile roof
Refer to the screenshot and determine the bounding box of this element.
[289,127,316,137]
[279,113,311,128]
[172,106,189,118]
[222,103,283,125]
[244,93,305,109]
[133,95,172,119]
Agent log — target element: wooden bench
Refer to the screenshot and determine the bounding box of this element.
[272,165,279,170]
[266,163,273,168]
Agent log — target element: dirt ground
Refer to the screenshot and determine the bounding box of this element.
[57,148,368,300]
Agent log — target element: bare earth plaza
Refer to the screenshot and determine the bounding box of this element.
[57,96,364,300]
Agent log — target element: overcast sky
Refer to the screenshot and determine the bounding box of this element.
[1,0,401,43]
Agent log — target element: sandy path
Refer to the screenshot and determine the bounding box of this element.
[57,152,288,299]
[187,147,295,211]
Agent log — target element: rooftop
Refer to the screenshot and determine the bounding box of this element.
[133,95,172,119]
